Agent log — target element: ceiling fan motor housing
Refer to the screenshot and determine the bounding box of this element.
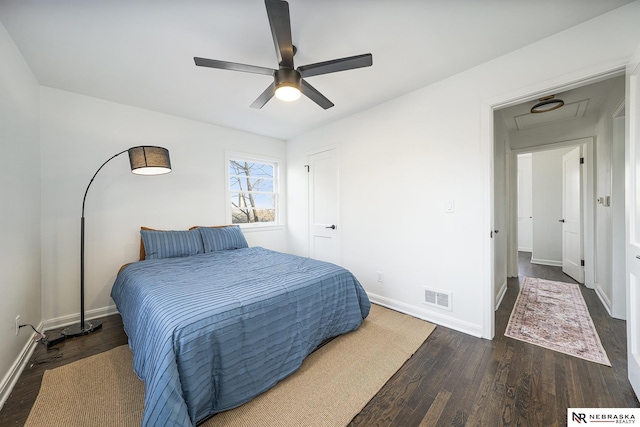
[275,68,301,89]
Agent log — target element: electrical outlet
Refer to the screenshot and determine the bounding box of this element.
[15,315,20,336]
[376,271,384,283]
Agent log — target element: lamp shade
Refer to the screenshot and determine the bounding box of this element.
[128,146,172,175]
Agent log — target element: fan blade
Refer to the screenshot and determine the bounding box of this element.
[298,53,373,78]
[265,0,294,68]
[250,82,276,109]
[194,57,275,76]
[300,79,334,109]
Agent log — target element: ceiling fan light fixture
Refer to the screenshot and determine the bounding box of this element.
[530,95,565,113]
[275,84,301,102]
[274,68,302,102]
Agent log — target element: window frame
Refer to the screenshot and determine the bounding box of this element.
[225,151,281,229]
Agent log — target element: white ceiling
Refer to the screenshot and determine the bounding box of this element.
[496,76,623,132]
[0,0,634,140]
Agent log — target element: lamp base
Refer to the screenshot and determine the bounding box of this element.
[61,320,103,338]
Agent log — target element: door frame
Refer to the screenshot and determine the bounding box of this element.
[625,43,640,396]
[508,139,593,285]
[612,101,626,319]
[482,61,626,339]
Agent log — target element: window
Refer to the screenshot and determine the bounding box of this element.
[227,155,279,225]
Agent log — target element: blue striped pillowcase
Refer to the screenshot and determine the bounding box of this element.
[198,225,248,252]
[140,229,204,260]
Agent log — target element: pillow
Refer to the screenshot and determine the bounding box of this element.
[139,226,155,260]
[140,228,204,260]
[197,225,248,252]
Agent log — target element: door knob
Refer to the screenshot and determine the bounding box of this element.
[559,219,565,223]
[494,230,499,233]
[326,225,336,230]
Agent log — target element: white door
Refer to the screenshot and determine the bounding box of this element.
[626,44,640,398]
[517,153,533,252]
[561,146,584,283]
[493,137,508,309]
[308,148,340,264]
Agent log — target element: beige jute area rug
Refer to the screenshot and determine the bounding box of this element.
[25,304,435,427]
[504,276,611,366]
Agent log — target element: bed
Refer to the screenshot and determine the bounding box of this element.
[110,226,370,427]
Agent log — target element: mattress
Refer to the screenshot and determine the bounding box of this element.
[111,246,370,426]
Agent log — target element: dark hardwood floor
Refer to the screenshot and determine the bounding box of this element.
[1,252,637,426]
[350,252,638,426]
[0,315,129,426]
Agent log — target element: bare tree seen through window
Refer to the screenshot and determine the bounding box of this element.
[229,160,276,224]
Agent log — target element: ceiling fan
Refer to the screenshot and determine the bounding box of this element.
[194,0,373,110]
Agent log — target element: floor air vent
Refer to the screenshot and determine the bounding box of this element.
[423,288,452,311]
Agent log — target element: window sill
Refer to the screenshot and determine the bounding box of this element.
[238,224,285,233]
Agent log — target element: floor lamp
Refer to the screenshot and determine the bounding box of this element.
[62,146,172,338]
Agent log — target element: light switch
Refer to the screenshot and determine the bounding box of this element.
[445,200,454,213]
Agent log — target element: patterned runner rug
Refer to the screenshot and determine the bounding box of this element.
[505,276,611,366]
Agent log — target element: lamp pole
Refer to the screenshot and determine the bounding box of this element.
[63,150,128,337]
[61,147,171,338]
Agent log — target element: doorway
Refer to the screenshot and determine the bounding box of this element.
[515,144,587,285]
[492,74,626,325]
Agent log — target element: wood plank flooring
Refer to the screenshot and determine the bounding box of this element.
[350,253,639,426]
[1,252,637,426]
[0,315,128,426]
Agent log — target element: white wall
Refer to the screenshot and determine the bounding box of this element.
[287,95,488,336]
[40,88,286,326]
[0,21,41,407]
[531,147,574,266]
[287,1,640,338]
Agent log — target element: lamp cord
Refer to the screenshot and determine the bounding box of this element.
[20,322,64,367]
[18,323,63,348]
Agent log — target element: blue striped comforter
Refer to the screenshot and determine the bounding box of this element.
[111,247,370,427]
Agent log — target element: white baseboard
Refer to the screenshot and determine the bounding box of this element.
[530,257,563,267]
[0,321,44,411]
[594,285,613,317]
[495,279,508,311]
[367,293,485,338]
[41,305,119,331]
[0,306,119,411]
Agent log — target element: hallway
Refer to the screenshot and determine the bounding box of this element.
[516,251,579,284]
